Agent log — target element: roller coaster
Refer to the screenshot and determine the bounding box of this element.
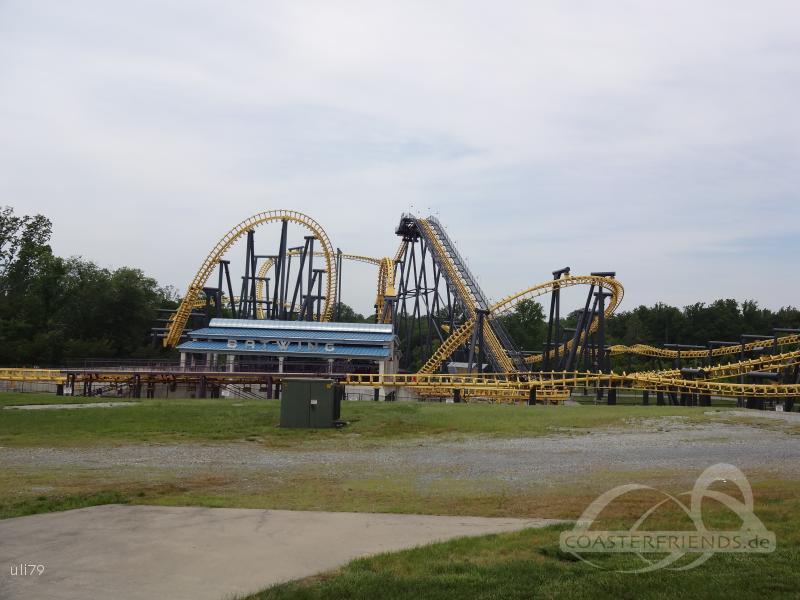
[3,209,799,407]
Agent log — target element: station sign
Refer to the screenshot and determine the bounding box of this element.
[226,339,336,353]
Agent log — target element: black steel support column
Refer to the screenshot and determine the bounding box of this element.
[607,384,617,405]
[270,220,288,318]
[594,291,612,373]
[739,339,746,407]
[565,286,595,372]
[466,311,482,374]
[221,260,236,318]
[236,230,259,319]
[543,268,569,371]
[477,310,487,374]
[315,269,325,321]
[289,238,312,318]
[335,248,343,321]
[306,236,316,314]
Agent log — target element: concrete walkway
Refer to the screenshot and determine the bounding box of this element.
[0,505,559,600]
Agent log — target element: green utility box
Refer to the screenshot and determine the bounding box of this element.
[280,378,342,428]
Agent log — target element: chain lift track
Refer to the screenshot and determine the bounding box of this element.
[393,215,518,373]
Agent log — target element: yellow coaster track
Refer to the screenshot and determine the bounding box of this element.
[253,251,397,323]
[163,210,337,348]
[418,274,624,374]
[608,333,800,359]
[7,210,798,406]
[415,218,515,373]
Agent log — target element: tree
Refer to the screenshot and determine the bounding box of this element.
[0,206,175,365]
[0,206,53,290]
[332,302,371,323]
[623,312,645,346]
[742,300,771,333]
[501,299,546,351]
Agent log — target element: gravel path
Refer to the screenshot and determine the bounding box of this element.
[3,402,137,411]
[3,417,798,488]
[718,409,800,421]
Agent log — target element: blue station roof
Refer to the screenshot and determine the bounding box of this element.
[177,339,390,359]
[187,326,392,344]
[179,319,394,360]
[209,318,393,334]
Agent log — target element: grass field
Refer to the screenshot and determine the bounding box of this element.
[0,392,727,447]
[1,392,727,519]
[242,486,800,600]
[2,391,798,598]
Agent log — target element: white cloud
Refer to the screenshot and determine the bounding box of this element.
[1,0,798,314]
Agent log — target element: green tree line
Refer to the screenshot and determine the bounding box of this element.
[0,206,177,365]
[605,300,800,347]
[503,297,800,355]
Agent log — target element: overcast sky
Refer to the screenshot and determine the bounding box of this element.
[2,1,798,315]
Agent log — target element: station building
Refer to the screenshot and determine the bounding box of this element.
[176,318,397,376]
